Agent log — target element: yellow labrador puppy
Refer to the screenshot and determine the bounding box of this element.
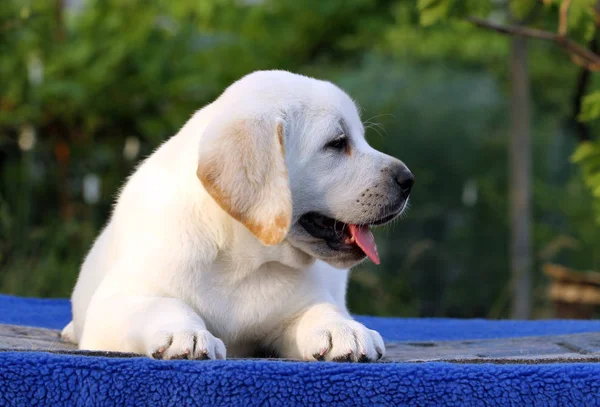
[62,70,414,362]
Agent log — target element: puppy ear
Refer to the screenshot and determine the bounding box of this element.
[196,114,291,246]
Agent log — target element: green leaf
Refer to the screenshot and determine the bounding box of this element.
[571,141,598,163]
[417,0,454,26]
[572,139,600,224]
[510,0,537,20]
[578,91,600,122]
[417,0,444,11]
[568,0,596,41]
[587,172,600,188]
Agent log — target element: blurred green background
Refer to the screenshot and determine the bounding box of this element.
[2,0,600,319]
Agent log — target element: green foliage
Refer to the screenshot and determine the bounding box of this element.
[510,0,537,21]
[417,0,454,26]
[416,0,491,26]
[411,0,600,238]
[564,0,597,42]
[572,141,600,223]
[579,91,600,122]
[414,0,600,263]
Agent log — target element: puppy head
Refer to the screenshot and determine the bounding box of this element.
[197,70,413,268]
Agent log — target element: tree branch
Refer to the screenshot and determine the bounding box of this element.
[467,16,600,71]
[559,0,572,38]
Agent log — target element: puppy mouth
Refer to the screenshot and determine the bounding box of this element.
[298,211,399,265]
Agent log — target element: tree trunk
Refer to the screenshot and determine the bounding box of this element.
[509,36,532,319]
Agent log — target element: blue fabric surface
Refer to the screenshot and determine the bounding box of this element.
[1,294,600,406]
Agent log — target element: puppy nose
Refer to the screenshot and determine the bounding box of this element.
[394,167,414,198]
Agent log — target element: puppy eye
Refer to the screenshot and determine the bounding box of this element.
[325,135,347,151]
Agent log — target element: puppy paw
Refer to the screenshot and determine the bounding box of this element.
[299,320,385,362]
[148,329,226,360]
[61,321,77,344]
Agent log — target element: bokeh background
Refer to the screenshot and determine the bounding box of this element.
[2,0,600,319]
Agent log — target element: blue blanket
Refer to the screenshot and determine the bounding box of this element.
[1,294,600,406]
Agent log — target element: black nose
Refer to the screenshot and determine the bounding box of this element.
[394,167,414,198]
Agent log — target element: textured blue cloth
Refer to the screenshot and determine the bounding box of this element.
[1,294,600,406]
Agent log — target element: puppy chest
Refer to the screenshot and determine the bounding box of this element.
[186,267,306,339]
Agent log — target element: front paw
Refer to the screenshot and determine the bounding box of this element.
[299,320,385,362]
[148,328,226,360]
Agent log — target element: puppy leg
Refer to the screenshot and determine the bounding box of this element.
[275,303,385,362]
[80,294,226,360]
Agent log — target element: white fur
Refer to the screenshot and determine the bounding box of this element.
[63,70,409,362]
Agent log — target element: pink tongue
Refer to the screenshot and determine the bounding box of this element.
[348,224,380,265]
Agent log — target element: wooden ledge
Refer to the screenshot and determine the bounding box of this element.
[1,324,599,364]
